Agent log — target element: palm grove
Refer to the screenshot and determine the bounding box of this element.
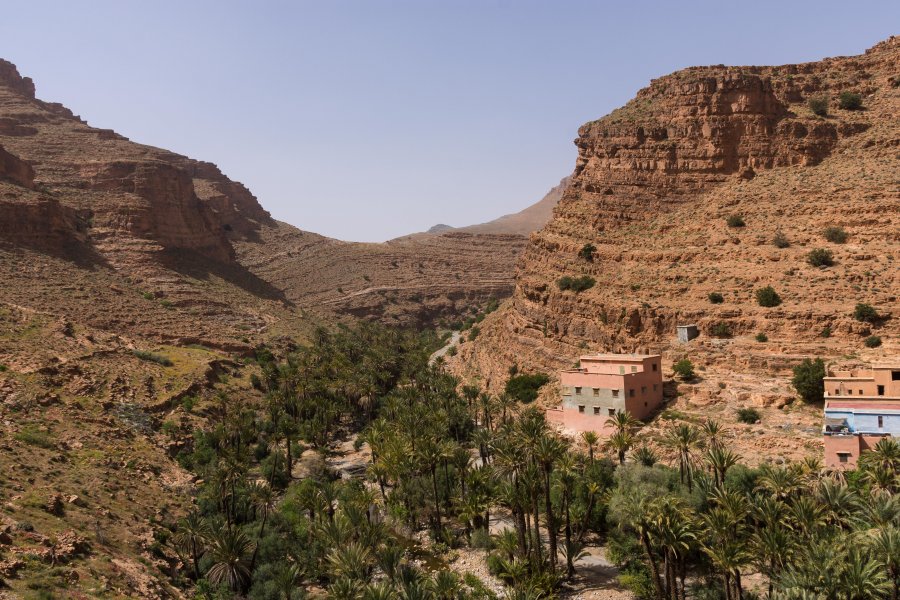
[167,323,899,600]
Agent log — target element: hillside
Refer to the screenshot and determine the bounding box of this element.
[454,37,900,462]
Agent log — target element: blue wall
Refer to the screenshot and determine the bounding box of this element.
[825,410,900,435]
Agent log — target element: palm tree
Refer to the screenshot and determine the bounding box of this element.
[327,541,373,582]
[634,445,659,467]
[751,524,793,597]
[702,419,723,450]
[664,424,702,491]
[205,524,255,592]
[606,410,641,434]
[274,563,305,600]
[534,433,566,571]
[606,430,634,465]
[581,431,599,464]
[416,439,445,531]
[248,480,276,570]
[869,526,900,600]
[173,511,208,580]
[706,446,740,488]
[428,570,461,600]
[839,547,891,600]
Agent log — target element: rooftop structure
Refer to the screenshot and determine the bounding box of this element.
[547,353,663,433]
[822,364,899,468]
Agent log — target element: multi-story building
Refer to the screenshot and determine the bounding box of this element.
[547,353,663,433]
[822,364,900,468]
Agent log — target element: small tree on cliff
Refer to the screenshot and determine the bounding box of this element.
[792,358,826,403]
[578,243,597,262]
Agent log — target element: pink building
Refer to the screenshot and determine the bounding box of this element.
[822,364,900,468]
[547,353,663,433]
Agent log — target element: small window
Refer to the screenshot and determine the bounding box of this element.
[608,408,615,416]
[653,384,658,391]
[619,366,625,375]
[892,371,900,381]
[837,452,850,463]
[575,387,582,395]
[859,390,864,395]
[593,388,600,397]
[612,389,619,398]
[878,415,884,428]
[578,405,585,413]
[878,385,885,396]
[593,407,600,415]
[641,386,647,394]
[629,389,635,398]
[835,389,840,395]
[631,366,637,373]
[644,402,648,407]
[652,363,657,372]
[848,390,853,395]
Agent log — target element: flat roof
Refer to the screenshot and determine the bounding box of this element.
[581,353,660,361]
[826,401,900,410]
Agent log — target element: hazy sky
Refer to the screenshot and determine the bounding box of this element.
[1,2,897,241]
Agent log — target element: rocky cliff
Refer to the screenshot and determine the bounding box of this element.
[455,38,899,460]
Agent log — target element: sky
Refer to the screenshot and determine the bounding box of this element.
[1,2,897,242]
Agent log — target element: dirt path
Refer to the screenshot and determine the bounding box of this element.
[430,331,461,363]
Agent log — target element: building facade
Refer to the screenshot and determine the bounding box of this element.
[547,353,663,433]
[822,364,900,468]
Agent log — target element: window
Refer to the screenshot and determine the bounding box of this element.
[878,415,884,428]
[838,452,850,463]
[893,371,900,381]
[641,386,647,394]
[652,363,657,372]
[859,390,864,395]
[631,366,638,373]
[644,402,648,407]
[878,385,885,396]
[593,407,600,415]
[619,366,625,375]
[653,384,658,391]
[848,390,853,395]
[593,388,600,397]
[578,405,585,413]
[608,408,615,416]
[612,389,619,398]
[835,389,840,395]
[629,389,635,397]
[575,387,582,395]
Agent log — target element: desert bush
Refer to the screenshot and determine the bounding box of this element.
[736,407,760,424]
[792,358,825,403]
[708,292,724,304]
[853,303,879,323]
[470,528,493,550]
[773,231,790,248]
[864,335,882,348]
[755,332,768,342]
[673,359,695,380]
[468,326,480,341]
[14,426,55,449]
[505,373,550,403]
[823,226,848,243]
[820,326,832,338]
[838,91,862,110]
[578,243,597,262]
[755,286,782,307]
[133,350,173,366]
[558,275,596,292]
[726,214,745,228]
[807,248,834,267]
[710,322,732,338]
[808,96,829,116]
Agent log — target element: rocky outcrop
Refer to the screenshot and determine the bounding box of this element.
[457,38,899,397]
[0,144,34,188]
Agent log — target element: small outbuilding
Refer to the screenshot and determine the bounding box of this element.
[677,324,699,343]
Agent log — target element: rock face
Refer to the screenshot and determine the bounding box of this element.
[456,39,899,426]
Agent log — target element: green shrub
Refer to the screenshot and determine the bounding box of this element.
[469,528,493,550]
[250,373,263,390]
[808,96,829,116]
[736,407,761,424]
[838,91,862,110]
[853,303,880,323]
[792,358,826,403]
[505,373,550,403]
[755,286,782,307]
[708,292,724,304]
[673,359,695,380]
[447,345,457,357]
[864,335,882,348]
[578,243,597,262]
[807,248,834,267]
[726,214,746,228]
[710,322,732,338]
[14,426,55,449]
[468,326,480,341]
[820,326,832,338]
[823,226,848,243]
[772,231,790,248]
[755,332,768,343]
[142,291,155,300]
[558,275,596,292]
[132,350,173,367]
